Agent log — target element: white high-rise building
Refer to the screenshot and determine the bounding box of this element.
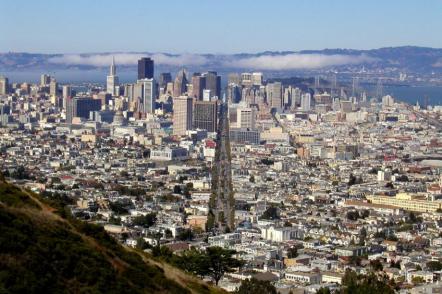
[300,93,311,111]
[203,89,212,101]
[62,85,72,109]
[136,78,156,114]
[252,72,263,86]
[106,57,119,96]
[40,74,50,86]
[173,95,193,136]
[237,107,256,129]
[382,95,394,108]
[266,82,283,109]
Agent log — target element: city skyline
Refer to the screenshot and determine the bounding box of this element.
[1,0,441,54]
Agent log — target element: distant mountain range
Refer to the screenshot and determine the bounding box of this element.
[1,46,442,74]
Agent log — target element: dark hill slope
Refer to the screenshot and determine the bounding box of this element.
[0,181,220,294]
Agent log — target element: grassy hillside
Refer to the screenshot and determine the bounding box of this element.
[0,180,221,294]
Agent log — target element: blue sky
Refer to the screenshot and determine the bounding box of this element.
[1,0,441,53]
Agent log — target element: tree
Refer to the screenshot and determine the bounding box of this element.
[177,228,194,241]
[287,247,298,259]
[261,206,279,220]
[341,270,395,294]
[427,261,442,271]
[359,227,367,246]
[235,278,277,294]
[385,182,394,189]
[316,287,331,294]
[249,175,255,183]
[169,249,210,278]
[411,276,424,285]
[261,158,274,166]
[346,211,359,221]
[132,213,157,228]
[370,259,383,271]
[205,246,243,285]
[109,202,129,215]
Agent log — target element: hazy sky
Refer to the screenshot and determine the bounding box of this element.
[1,0,441,53]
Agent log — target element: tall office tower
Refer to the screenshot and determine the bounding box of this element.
[0,76,8,95]
[267,82,283,109]
[159,72,172,88]
[97,92,112,108]
[138,57,154,80]
[331,74,338,89]
[49,78,58,97]
[351,77,359,98]
[237,107,256,129]
[240,73,253,87]
[124,84,134,101]
[283,87,292,108]
[203,89,212,101]
[172,95,193,136]
[136,78,156,114]
[207,103,234,232]
[62,85,72,109]
[300,93,311,111]
[40,74,51,86]
[66,97,102,124]
[252,72,263,86]
[228,73,240,85]
[203,71,221,98]
[62,85,72,99]
[191,73,206,100]
[106,57,119,96]
[193,100,217,132]
[173,69,188,97]
[375,78,383,99]
[382,95,394,108]
[292,87,302,107]
[315,76,320,88]
[226,83,241,103]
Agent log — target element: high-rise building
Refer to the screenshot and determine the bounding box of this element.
[173,96,193,136]
[300,93,311,111]
[173,69,188,97]
[237,107,256,129]
[191,73,206,100]
[159,72,172,88]
[267,82,283,109]
[203,89,212,101]
[203,71,221,99]
[228,73,240,85]
[49,78,58,97]
[138,57,154,80]
[136,78,156,114]
[62,85,72,109]
[40,74,51,86]
[62,85,72,99]
[241,73,253,87]
[252,72,263,86]
[193,100,217,132]
[227,84,241,104]
[106,57,119,96]
[66,97,102,124]
[0,76,8,95]
[382,95,394,108]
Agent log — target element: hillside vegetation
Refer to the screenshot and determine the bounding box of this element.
[0,179,222,294]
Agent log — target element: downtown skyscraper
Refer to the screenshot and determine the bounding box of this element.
[106,57,119,96]
[138,57,154,80]
[173,96,193,136]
